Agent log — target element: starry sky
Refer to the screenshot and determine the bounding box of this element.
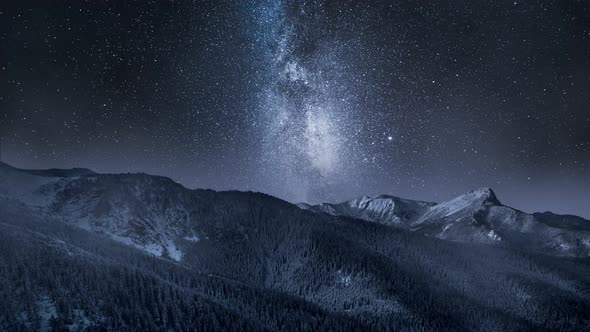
[1,1,589,217]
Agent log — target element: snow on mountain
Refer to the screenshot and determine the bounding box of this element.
[411,188,504,243]
[0,162,61,200]
[39,173,203,261]
[0,163,201,261]
[2,161,589,258]
[301,195,435,228]
[302,187,590,256]
[417,187,500,222]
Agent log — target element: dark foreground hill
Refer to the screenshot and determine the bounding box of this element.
[0,162,589,331]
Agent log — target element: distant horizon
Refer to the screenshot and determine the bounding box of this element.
[3,158,588,220]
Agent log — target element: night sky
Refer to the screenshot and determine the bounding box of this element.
[1,1,589,217]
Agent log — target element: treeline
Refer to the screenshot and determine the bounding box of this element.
[0,184,589,331]
[0,220,367,331]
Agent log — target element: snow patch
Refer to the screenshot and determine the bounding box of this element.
[487,229,501,241]
[336,270,352,287]
[165,240,183,261]
[90,230,184,261]
[67,309,92,331]
[109,234,135,246]
[37,296,57,332]
[441,196,477,217]
[184,234,200,242]
[144,243,164,257]
[110,234,164,257]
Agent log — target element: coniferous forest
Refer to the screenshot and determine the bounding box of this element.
[0,163,589,331]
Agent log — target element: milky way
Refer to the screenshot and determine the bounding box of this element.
[253,0,367,202]
[1,1,589,216]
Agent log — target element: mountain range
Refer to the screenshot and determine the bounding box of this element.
[300,188,590,257]
[0,161,589,331]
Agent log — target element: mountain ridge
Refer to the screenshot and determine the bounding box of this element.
[2,161,588,259]
[301,186,590,256]
[1,161,590,331]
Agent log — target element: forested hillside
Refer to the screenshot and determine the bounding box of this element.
[0,163,589,331]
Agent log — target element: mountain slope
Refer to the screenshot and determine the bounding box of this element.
[299,194,435,227]
[1,163,589,331]
[301,187,590,256]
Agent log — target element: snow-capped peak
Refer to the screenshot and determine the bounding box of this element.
[466,187,501,206]
[419,187,500,221]
[300,194,435,227]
